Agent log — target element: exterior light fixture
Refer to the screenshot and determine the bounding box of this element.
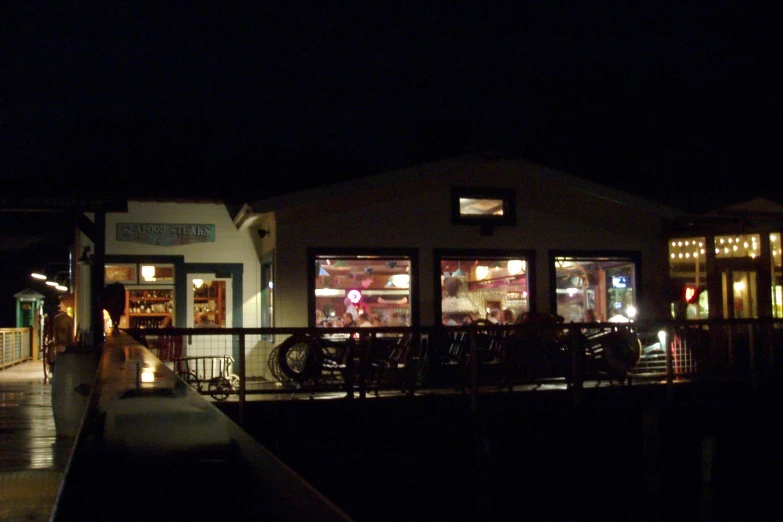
[78,246,94,265]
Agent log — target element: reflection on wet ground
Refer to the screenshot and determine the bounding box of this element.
[0,360,73,521]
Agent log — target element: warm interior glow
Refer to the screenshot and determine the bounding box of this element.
[507,259,525,275]
[192,278,203,288]
[475,265,490,280]
[141,265,156,281]
[389,274,410,287]
[141,368,156,383]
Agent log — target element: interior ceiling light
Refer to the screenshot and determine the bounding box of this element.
[141,265,156,281]
[507,259,525,275]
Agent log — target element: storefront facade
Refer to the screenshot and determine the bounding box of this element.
[237,154,686,330]
[76,200,262,336]
[665,198,783,320]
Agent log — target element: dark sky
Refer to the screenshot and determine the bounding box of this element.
[3,1,781,210]
[2,2,782,323]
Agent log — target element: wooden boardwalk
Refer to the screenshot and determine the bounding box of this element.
[0,360,74,521]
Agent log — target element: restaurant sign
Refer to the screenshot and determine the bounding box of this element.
[117,223,216,246]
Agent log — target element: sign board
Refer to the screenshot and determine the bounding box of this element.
[117,223,216,246]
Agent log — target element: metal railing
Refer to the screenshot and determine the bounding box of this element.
[0,327,32,370]
[126,318,783,409]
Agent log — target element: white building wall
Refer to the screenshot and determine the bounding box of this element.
[260,156,675,327]
[82,201,261,328]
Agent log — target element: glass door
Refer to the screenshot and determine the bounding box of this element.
[720,267,758,319]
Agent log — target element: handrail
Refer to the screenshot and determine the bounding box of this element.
[52,332,353,521]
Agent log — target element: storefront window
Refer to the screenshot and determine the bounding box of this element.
[669,237,708,319]
[439,256,530,324]
[714,233,761,259]
[314,255,412,327]
[772,233,782,318]
[554,255,637,323]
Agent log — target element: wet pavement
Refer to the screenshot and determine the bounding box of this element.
[0,359,74,521]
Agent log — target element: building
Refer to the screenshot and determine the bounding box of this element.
[75,199,262,337]
[235,154,687,331]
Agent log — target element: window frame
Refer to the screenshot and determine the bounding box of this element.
[450,186,516,228]
[308,247,419,328]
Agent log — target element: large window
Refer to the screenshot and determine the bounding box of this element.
[313,254,413,327]
[553,254,639,323]
[437,252,533,325]
[669,237,708,319]
[772,233,782,318]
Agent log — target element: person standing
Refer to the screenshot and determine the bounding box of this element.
[50,299,74,371]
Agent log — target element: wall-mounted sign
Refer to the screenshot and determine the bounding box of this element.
[117,223,216,246]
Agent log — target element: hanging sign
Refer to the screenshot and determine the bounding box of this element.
[117,223,216,246]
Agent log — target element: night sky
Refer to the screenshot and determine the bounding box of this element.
[2,1,782,322]
[4,2,781,208]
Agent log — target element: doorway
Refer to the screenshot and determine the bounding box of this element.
[718,263,758,319]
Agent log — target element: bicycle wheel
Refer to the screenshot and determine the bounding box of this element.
[208,377,231,400]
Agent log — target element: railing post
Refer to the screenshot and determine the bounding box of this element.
[666,327,674,399]
[748,323,757,393]
[238,332,246,425]
[358,333,370,400]
[468,325,479,414]
[570,327,582,406]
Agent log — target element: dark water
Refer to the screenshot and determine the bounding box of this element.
[219,383,783,522]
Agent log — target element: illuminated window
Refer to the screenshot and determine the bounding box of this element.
[312,252,414,328]
[451,187,515,229]
[552,254,639,323]
[438,253,532,324]
[714,234,761,259]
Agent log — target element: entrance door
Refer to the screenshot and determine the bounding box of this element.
[718,261,758,319]
[187,273,232,327]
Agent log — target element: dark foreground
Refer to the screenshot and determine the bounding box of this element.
[218,380,783,522]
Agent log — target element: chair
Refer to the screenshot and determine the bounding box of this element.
[369,334,412,395]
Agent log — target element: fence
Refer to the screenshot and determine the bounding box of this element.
[126,318,783,407]
[0,327,32,370]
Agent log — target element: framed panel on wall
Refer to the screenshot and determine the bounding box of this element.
[105,264,138,284]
